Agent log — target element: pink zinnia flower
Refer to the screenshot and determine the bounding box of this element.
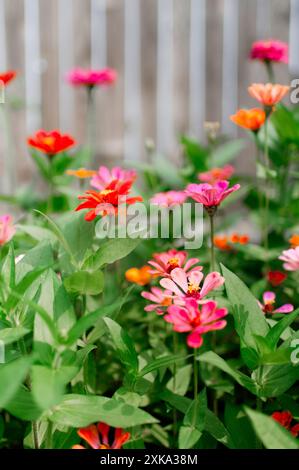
[198,165,235,185]
[141,287,173,315]
[0,215,16,246]
[91,166,137,191]
[150,191,187,207]
[250,40,288,64]
[160,268,225,301]
[148,249,202,278]
[73,422,130,449]
[279,247,299,272]
[258,291,293,315]
[185,180,240,209]
[164,298,228,348]
[67,68,117,88]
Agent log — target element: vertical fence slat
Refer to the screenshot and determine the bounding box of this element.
[289,0,299,75]
[189,0,206,139]
[256,0,271,38]
[24,0,42,132]
[124,0,141,162]
[221,0,239,135]
[0,0,7,70]
[91,0,107,68]
[156,0,174,156]
[58,0,74,132]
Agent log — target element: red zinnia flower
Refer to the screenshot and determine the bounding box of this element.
[272,411,299,438]
[267,270,287,286]
[75,180,143,221]
[73,422,130,449]
[0,70,17,87]
[27,130,76,157]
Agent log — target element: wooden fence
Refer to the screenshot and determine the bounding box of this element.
[0,0,298,194]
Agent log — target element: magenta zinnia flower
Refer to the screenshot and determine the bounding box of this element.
[279,247,299,272]
[141,287,173,315]
[185,180,240,209]
[198,165,235,185]
[258,291,293,315]
[67,68,117,88]
[164,298,228,348]
[250,40,288,64]
[91,166,137,191]
[0,215,16,246]
[150,190,187,207]
[160,268,224,301]
[148,249,202,278]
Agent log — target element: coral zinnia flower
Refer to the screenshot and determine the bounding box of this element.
[272,411,299,437]
[230,108,266,132]
[279,246,299,272]
[125,266,152,286]
[160,268,225,301]
[67,168,96,179]
[0,215,16,246]
[164,298,228,348]
[258,291,293,315]
[198,165,235,184]
[76,180,143,221]
[214,234,249,251]
[141,287,173,315]
[250,40,288,64]
[150,191,187,207]
[148,249,202,278]
[185,180,240,210]
[248,83,289,107]
[73,422,130,449]
[267,270,287,287]
[27,130,76,156]
[289,234,299,248]
[91,166,137,191]
[0,70,17,87]
[67,68,117,88]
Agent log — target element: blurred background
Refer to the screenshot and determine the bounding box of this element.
[0,0,298,196]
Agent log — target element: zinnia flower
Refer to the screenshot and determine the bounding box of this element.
[213,233,249,251]
[73,422,130,449]
[289,234,299,248]
[198,165,235,184]
[0,215,16,246]
[125,266,152,286]
[148,249,202,278]
[267,270,287,287]
[141,287,173,315]
[67,68,117,88]
[76,180,143,221]
[91,166,137,191]
[250,40,288,64]
[27,130,76,157]
[272,411,299,438]
[150,191,187,207]
[279,247,299,271]
[185,180,240,213]
[164,298,228,348]
[230,108,266,132]
[248,83,289,107]
[160,268,225,301]
[0,70,17,87]
[67,168,96,179]
[258,291,293,315]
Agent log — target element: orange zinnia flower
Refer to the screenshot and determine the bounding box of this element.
[67,168,96,179]
[230,108,266,132]
[213,236,232,251]
[0,70,17,87]
[214,234,249,251]
[289,234,299,248]
[73,422,130,449]
[248,83,289,107]
[27,130,76,156]
[76,180,143,221]
[125,266,152,286]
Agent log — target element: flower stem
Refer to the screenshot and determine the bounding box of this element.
[86,86,97,166]
[32,421,39,449]
[209,214,216,272]
[46,420,53,449]
[193,350,198,401]
[265,61,275,83]
[263,118,270,253]
[172,331,178,439]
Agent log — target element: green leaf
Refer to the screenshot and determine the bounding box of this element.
[212,139,244,166]
[17,224,56,243]
[139,354,187,377]
[64,270,104,295]
[0,327,30,345]
[48,394,158,428]
[85,237,142,270]
[0,356,33,408]
[184,388,207,431]
[1,242,16,290]
[205,409,234,448]
[221,264,269,355]
[224,403,257,449]
[166,365,192,396]
[179,426,202,449]
[104,317,138,375]
[266,308,299,349]
[253,363,299,397]
[31,365,78,410]
[5,387,43,421]
[245,407,299,449]
[181,136,209,171]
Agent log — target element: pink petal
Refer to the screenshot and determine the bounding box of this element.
[187,331,203,348]
[263,291,276,304]
[273,304,294,314]
[200,272,225,298]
